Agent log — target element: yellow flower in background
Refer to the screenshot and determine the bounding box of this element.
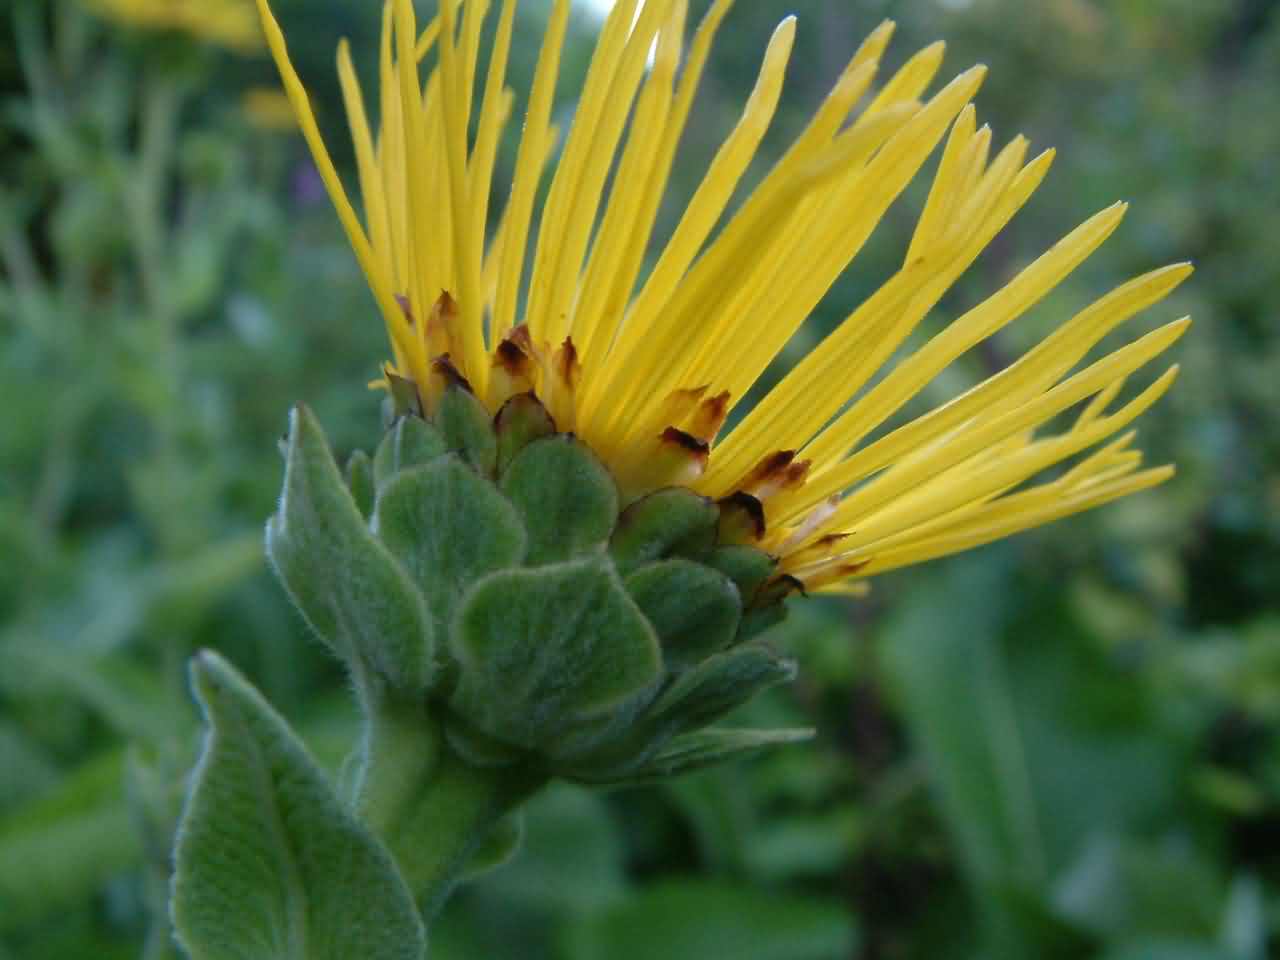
[84,0,263,53]
[241,86,296,131]
[255,0,1191,596]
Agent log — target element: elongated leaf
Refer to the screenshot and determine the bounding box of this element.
[172,652,425,960]
[880,562,1044,954]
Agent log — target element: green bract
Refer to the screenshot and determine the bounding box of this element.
[268,389,808,783]
[266,406,434,694]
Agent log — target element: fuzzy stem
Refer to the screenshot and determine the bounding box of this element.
[356,696,546,924]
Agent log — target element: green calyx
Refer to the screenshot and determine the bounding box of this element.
[267,389,809,786]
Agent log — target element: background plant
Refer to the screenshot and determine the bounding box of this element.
[0,0,1276,958]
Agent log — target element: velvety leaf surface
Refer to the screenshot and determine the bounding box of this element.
[172,652,425,960]
[653,643,797,734]
[500,435,618,566]
[450,557,661,749]
[374,456,526,637]
[609,488,719,575]
[372,415,447,487]
[266,406,433,689]
[345,449,375,516]
[624,559,741,672]
[437,384,498,476]
[494,393,556,476]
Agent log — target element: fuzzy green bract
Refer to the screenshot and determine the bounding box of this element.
[609,487,720,575]
[624,559,741,673]
[266,406,434,692]
[450,557,662,750]
[494,393,556,474]
[373,414,448,487]
[259,399,806,781]
[171,652,425,960]
[500,434,619,566]
[375,456,527,637]
[437,379,498,475]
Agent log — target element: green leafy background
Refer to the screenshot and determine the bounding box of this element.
[1,0,1276,957]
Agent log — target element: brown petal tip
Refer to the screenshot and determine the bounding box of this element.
[741,450,796,490]
[753,573,806,607]
[661,426,711,459]
[508,323,534,353]
[493,337,532,374]
[688,390,731,443]
[430,355,476,394]
[555,336,582,388]
[717,491,767,544]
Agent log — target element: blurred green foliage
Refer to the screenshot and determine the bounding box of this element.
[1,0,1277,957]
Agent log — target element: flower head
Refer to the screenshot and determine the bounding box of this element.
[256,0,1190,597]
[85,0,263,53]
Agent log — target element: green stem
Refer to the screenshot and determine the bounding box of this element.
[356,697,546,924]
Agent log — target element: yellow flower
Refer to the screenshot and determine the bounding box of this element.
[84,0,263,53]
[255,0,1191,595]
[241,86,296,131]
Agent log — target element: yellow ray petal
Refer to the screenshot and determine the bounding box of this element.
[572,0,689,362]
[582,40,893,432]
[491,0,571,345]
[524,0,654,344]
[469,0,518,346]
[588,0,741,335]
[814,354,1183,552]
[770,262,1192,523]
[253,0,422,380]
[799,200,1128,472]
[432,0,487,381]
[603,65,990,459]
[849,465,1175,578]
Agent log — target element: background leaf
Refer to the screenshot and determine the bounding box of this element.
[561,879,856,960]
